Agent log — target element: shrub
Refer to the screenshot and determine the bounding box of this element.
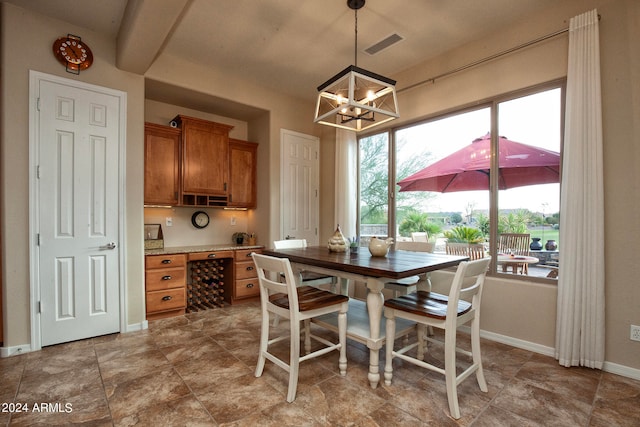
[443,226,484,243]
[398,212,442,238]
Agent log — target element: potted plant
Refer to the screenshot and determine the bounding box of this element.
[232,232,248,245]
[348,237,359,254]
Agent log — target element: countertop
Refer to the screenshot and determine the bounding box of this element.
[145,244,264,256]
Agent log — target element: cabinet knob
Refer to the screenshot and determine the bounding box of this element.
[246,266,254,271]
[162,295,173,301]
[246,283,254,288]
[162,275,172,280]
[246,252,254,257]
[208,254,216,258]
[161,259,172,264]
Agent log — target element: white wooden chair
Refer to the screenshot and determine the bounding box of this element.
[383,257,491,419]
[273,239,338,290]
[411,232,429,242]
[252,253,348,402]
[385,241,435,297]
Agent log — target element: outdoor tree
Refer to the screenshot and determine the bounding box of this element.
[359,133,434,225]
[450,212,463,224]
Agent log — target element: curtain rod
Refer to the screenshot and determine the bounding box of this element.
[397,19,592,94]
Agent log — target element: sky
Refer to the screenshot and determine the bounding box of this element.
[395,88,561,214]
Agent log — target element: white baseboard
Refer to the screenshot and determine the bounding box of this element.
[125,320,148,333]
[1,343,32,358]
[478,328,556,357]
[473,328,640,381]
[602,361,640,381]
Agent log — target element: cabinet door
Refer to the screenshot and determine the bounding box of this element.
[179,116,233,196]
[229,139,258,208]
[144,123,180,205]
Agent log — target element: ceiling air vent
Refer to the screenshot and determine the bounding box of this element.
[365,33,404,55]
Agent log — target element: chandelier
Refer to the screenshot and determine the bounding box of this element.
[313,0,399,132]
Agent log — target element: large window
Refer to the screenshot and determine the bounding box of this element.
[358,83,563,280]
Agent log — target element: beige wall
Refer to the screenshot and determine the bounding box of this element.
[334,0,639,371]
[1,0,639,375]
[0,2,146,344]
[0,2,319,349]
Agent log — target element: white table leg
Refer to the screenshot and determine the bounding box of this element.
[365,278,385,389]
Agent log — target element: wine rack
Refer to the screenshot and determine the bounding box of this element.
[187,259,226,312]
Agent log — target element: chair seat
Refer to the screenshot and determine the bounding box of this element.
[383,291,471,320]
[270,286,349,311]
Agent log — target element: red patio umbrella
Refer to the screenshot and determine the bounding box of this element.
[397,133,560,193]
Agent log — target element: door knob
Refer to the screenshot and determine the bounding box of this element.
[101,242,117,250]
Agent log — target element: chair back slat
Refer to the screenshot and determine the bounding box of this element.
[252,253,300,312]
[395,241,435,253]
[445,242,485,260]
[273,239,308,249]
[411,232,429,242]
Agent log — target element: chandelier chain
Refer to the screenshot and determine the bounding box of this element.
[354,8,358,67]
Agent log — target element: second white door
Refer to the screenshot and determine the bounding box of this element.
[280,129,320,245]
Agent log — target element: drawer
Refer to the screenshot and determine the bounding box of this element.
[189,250,234,261]
[235,278,260,298]
[146,254,186,270]
[146,288,186,313]
[235,248,261,261]
[235,260,258,280]
[145,268,186,291]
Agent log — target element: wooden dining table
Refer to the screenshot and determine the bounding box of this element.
[262,245,468,388]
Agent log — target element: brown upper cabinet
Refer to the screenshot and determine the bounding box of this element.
[144,123,181,206]
[174,115,234,206]
[144,117,257,208]
[228,139,258,208]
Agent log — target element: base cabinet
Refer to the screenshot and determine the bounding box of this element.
[145,254,187,320]
[145,248,263,319]
[225,248,262,304]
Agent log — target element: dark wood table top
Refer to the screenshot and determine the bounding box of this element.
[262,246,469,280]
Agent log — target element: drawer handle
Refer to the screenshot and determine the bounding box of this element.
[161,259,172,264]
[208,254,216,258]
[246,266,254,271]
[246,283,254,288]
[162,275,172,280]
[162,295,173,301]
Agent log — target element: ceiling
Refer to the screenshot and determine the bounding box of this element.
[7,0,560,106]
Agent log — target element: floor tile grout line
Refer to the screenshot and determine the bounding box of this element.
[92,339,117,426]
[6,356,27,426]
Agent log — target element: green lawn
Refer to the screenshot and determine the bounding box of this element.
[528,227,559,248]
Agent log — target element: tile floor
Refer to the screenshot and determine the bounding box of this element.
[1,301,639,426]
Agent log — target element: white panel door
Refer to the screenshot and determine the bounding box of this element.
[37,78,121,346]
[281,129,320,245]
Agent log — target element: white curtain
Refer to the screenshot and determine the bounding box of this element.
[555,9,605,369]
[334,129,358,240]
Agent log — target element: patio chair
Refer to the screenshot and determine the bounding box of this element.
[497,233,530,274]
[445,242,486,260]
